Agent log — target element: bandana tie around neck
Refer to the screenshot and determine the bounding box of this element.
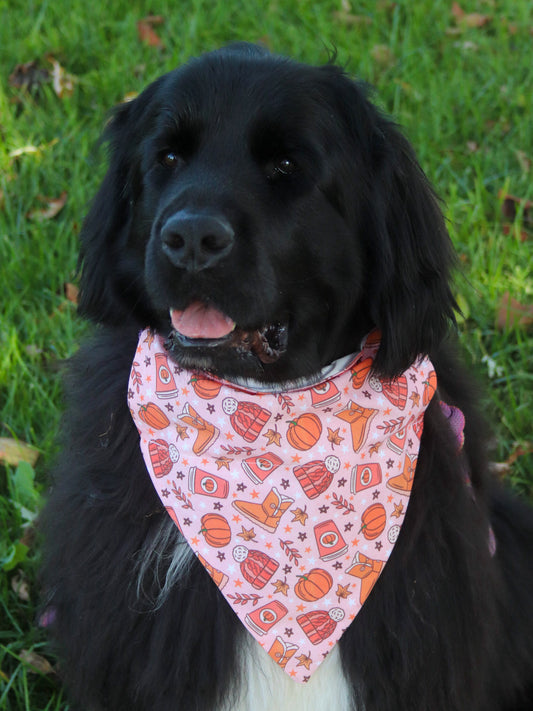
[128,329,436,683]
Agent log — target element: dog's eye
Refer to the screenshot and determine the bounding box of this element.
[161,151,180,168]
[265,157,297,181]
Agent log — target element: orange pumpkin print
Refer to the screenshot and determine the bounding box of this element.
[138,402,170,430]
[190,376,222,400]
[199,513,232,548]
[423,370,437,405]
[286,413,322,451]
[295,568,333,601]
[350,357,373,389]
[359,503,387,540]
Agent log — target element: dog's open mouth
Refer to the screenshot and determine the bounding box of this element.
[166,302,288,365]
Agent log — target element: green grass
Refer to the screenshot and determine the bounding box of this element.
[1,0,532,707]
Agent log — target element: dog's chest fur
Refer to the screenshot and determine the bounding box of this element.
[229,643,353,711]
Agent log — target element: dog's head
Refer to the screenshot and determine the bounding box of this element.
[79,43,456,382]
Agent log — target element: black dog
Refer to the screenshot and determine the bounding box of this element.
[41,43,533,711]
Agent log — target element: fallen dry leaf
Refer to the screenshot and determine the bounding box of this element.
[451,2,492,28]
[49,58,76,98]
[8,61,50,92]
[490,442,533,477]
[370,44,396,69]
[20,650,55,676]
[499,191,533,229]
[137,16,165,48]
[514,150,532,174]
[0,438,39,467]
[496,292,533,330]
[27,191,67,222]
[11,570,31,602]
[332,11,372,25]
[64,282,79,304]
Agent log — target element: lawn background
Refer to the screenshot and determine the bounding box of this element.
[0,0,532,708]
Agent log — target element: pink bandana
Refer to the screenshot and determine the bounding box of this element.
[128,329,436,682]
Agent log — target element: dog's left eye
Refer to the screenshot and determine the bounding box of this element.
[161,151,180,168]
[265,157,298,180]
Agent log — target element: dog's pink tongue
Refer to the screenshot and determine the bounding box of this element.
[170,302,236,339]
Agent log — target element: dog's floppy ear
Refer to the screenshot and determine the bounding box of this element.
[323,67,457,376]
[77,82,161,326]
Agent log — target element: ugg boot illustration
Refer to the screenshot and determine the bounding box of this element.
[387,453,417,495]
[335,401,378,452]
[233,487,294,533]
[268,636,299,669]
[178,403,219,455]
[346,551,384,604]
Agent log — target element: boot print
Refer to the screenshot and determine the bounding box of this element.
[387,453,417,495]
[346,551,384,604]
[268,636,299,669]
[335,401,378,452]
[178,403,219,454]
[233,487,294,533]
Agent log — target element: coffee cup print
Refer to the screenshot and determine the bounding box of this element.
[314,520,348,561]
[155,352,179,398]
[245,600,288,636]
[242,452,283,484]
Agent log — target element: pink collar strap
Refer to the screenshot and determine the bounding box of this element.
[128,329,436,682]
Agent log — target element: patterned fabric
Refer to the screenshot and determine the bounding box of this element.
[128,329,436,682]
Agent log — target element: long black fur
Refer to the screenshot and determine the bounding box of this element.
[41,44,533,711]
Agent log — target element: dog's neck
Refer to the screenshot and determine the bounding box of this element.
[223,352,357,393]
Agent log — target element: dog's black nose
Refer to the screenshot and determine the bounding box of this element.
[161,211,235,272]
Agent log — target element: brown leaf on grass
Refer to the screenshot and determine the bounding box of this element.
[20,650,56,676]
[496,292,533,330]
[332,11,372,25]
[11,570,31,602]
[499,191,533,229]
[502,224,529,243]
[64,282,79,304]
[27,191,67,222]
[49,58,76,98]
[370,45,396,69]
[514,150,532,174]
[8,61,50,92]
[490,442,533,477]
[451,2,492,28]
[137,16,165,48]
[0,438,39,467]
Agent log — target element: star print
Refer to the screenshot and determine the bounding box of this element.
[319,505,329,514]
[333,561,343,570]
[165,403,174,412]
[408,438,413,448]
[128,389,134,399]
[283,564,292,575]
[298,532,307,542]
[386,459,394,469]
[175,470,184,480]
[161,488,170,498]
[410,373,417,382]
[303,676,310,683]
[285,628,294,637]
[372,489,380,500]
[217,552,226,561]
[323,407,332,413]
[144,356,151,367]
[207,403,215,414]
[281,479,290,490]
[362,390,372,399]
[344,522,354,532]
[375,541,383,551]
[274,413,284,422]
[236,482,247,492]
[213,502,223,511]
[182,518,192,526]
[337,477,347,487]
